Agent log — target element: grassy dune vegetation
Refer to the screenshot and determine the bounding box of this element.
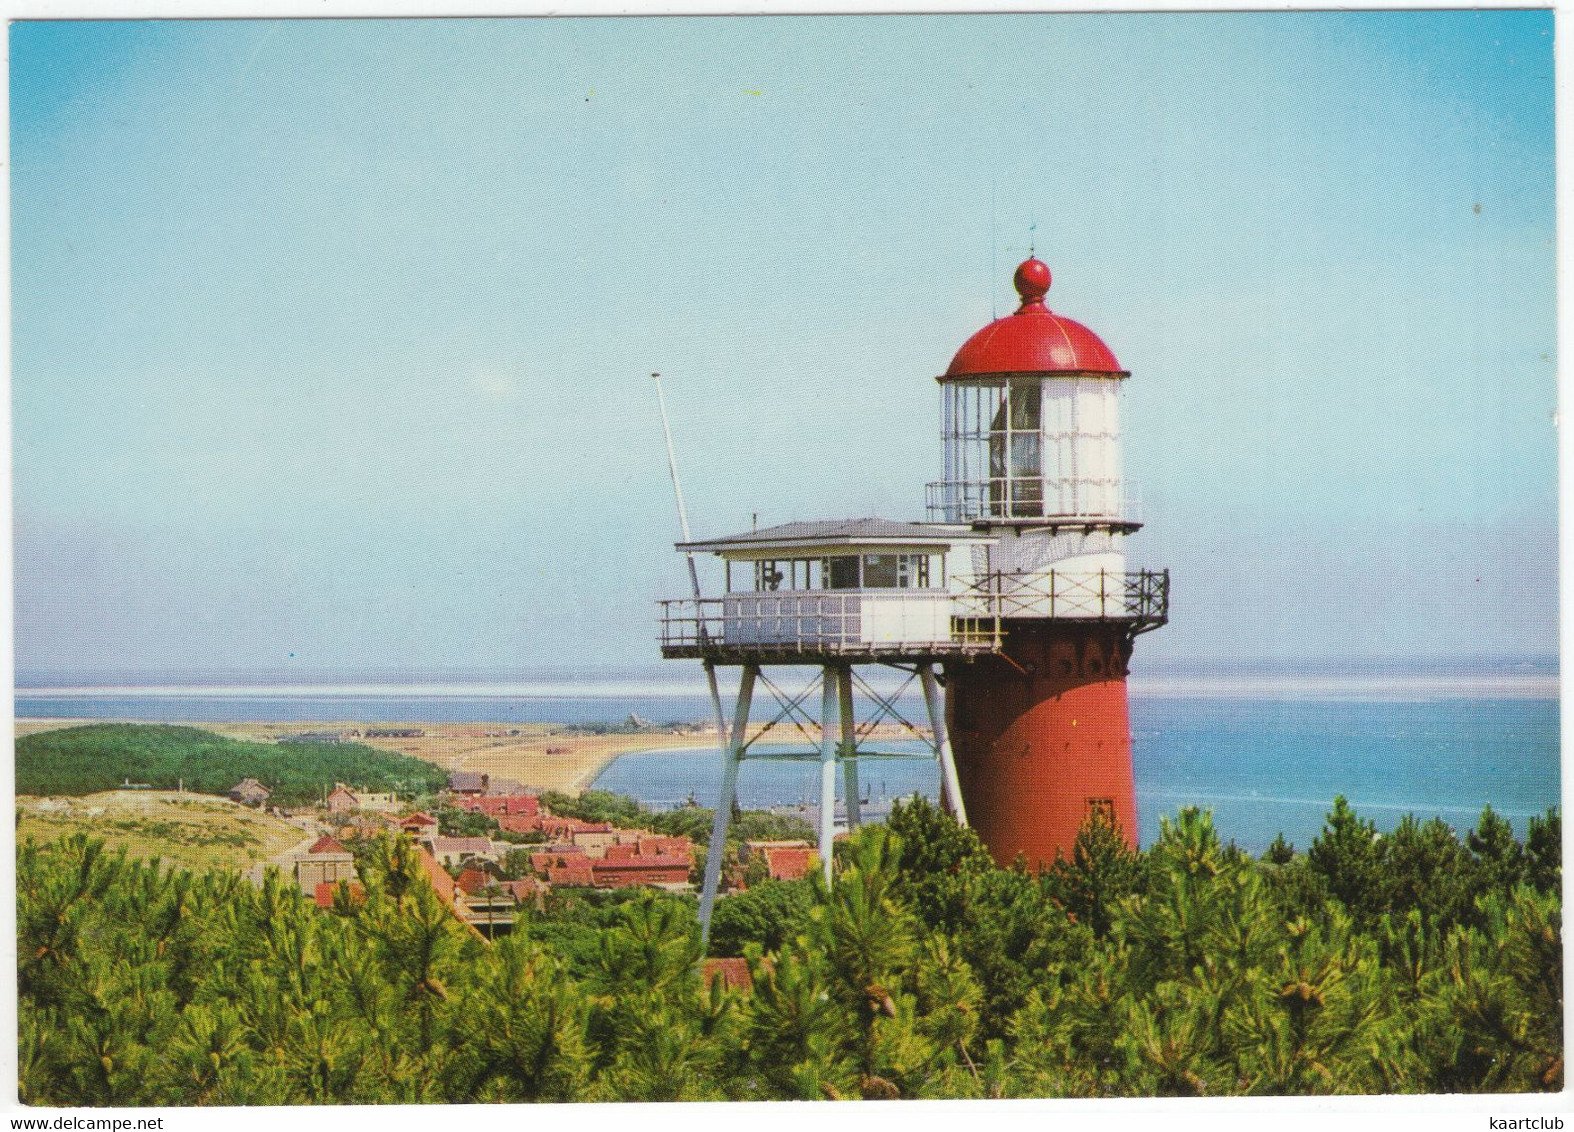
[16,792,306,873]
[17,797,1560,1104]
[16,723,448,804]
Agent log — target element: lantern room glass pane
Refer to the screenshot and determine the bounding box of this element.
[1009,379,1041,429]
[1010,433,1040,479]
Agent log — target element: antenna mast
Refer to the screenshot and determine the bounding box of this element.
[654,373,706,607]
[652,372,733,939]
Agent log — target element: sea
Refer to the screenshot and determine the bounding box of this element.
[15,661,1561,853]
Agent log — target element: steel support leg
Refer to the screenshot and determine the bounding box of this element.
[920,663,968,827]
[819,665,838,885]
[838,665,860,830]
[699,663,757,940]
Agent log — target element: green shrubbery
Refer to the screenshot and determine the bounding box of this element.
[16,796,1561,1104]
[16,724,448,804]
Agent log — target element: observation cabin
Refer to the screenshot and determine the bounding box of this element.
[660,519,1000,661]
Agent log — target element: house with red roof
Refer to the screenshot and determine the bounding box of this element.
[313,880,366,910]
[400,811,440,840]
[497,813,545,835]
[590,854,692,889]
[745,840,816,883]
[530,848,586,874]
[542,858,595,887]
[638,834,693,859]
[295,834,356,891]
[325,783,360,813]
[454,794,543,818]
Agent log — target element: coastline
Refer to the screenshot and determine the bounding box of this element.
[13,717,931,795]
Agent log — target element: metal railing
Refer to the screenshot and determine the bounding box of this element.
[951,569,1169,631]
[926,478,1141,524]
[659,592,1002,657]
[658,570,1169,657]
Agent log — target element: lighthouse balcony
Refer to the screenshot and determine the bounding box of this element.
[951,568,1170,632]
[658,591,1002,662]
[926,478,1142,528]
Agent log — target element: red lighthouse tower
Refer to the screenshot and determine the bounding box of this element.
[930,258,1168,867]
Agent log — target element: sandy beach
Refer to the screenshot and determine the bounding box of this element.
[15,717,933,794]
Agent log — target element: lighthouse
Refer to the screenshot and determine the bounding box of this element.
[929,257,1166,866]
[660,254,1167,930]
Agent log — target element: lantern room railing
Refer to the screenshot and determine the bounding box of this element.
[926,478,1142,525]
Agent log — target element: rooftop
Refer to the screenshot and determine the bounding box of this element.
[432,836,494,854]
[305,834,350,856]
[944,258,1125,379]
[678,517,990,554]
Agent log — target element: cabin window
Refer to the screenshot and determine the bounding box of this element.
[754,560,786,591]
[743,558,825,591]
[823,556,860,590]
[862,554,899,588]
[849,553,939,589]
[738,553,941,591]
[784,559,818,590]
[897,553,932,588]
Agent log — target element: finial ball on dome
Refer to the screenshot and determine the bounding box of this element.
[1014,257,1051,303]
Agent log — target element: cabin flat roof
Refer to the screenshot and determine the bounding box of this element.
[677,517,991,552]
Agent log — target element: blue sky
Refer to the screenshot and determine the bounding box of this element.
[11,13,1557,678]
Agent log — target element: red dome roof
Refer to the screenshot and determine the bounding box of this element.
[945,258,1122,378]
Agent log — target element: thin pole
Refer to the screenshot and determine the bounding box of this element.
[653,372,737,937]
[699,664,756,938]
[920,663,968,827]
[819,666,838,885]
[653,373,709,627]
[838,665,860,830]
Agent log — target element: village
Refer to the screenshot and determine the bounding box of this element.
[230,769,815,939]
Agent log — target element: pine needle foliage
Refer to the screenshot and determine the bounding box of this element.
[16,798,1561,1103]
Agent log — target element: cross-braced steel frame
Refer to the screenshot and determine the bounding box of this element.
[696,658,968,938]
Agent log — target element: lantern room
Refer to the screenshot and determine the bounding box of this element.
[930,258,1132,526]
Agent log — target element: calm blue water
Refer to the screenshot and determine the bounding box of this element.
[592,697,1560,852]
[16,686,1560,853]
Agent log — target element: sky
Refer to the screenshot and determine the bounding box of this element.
[9,12,1558,681]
